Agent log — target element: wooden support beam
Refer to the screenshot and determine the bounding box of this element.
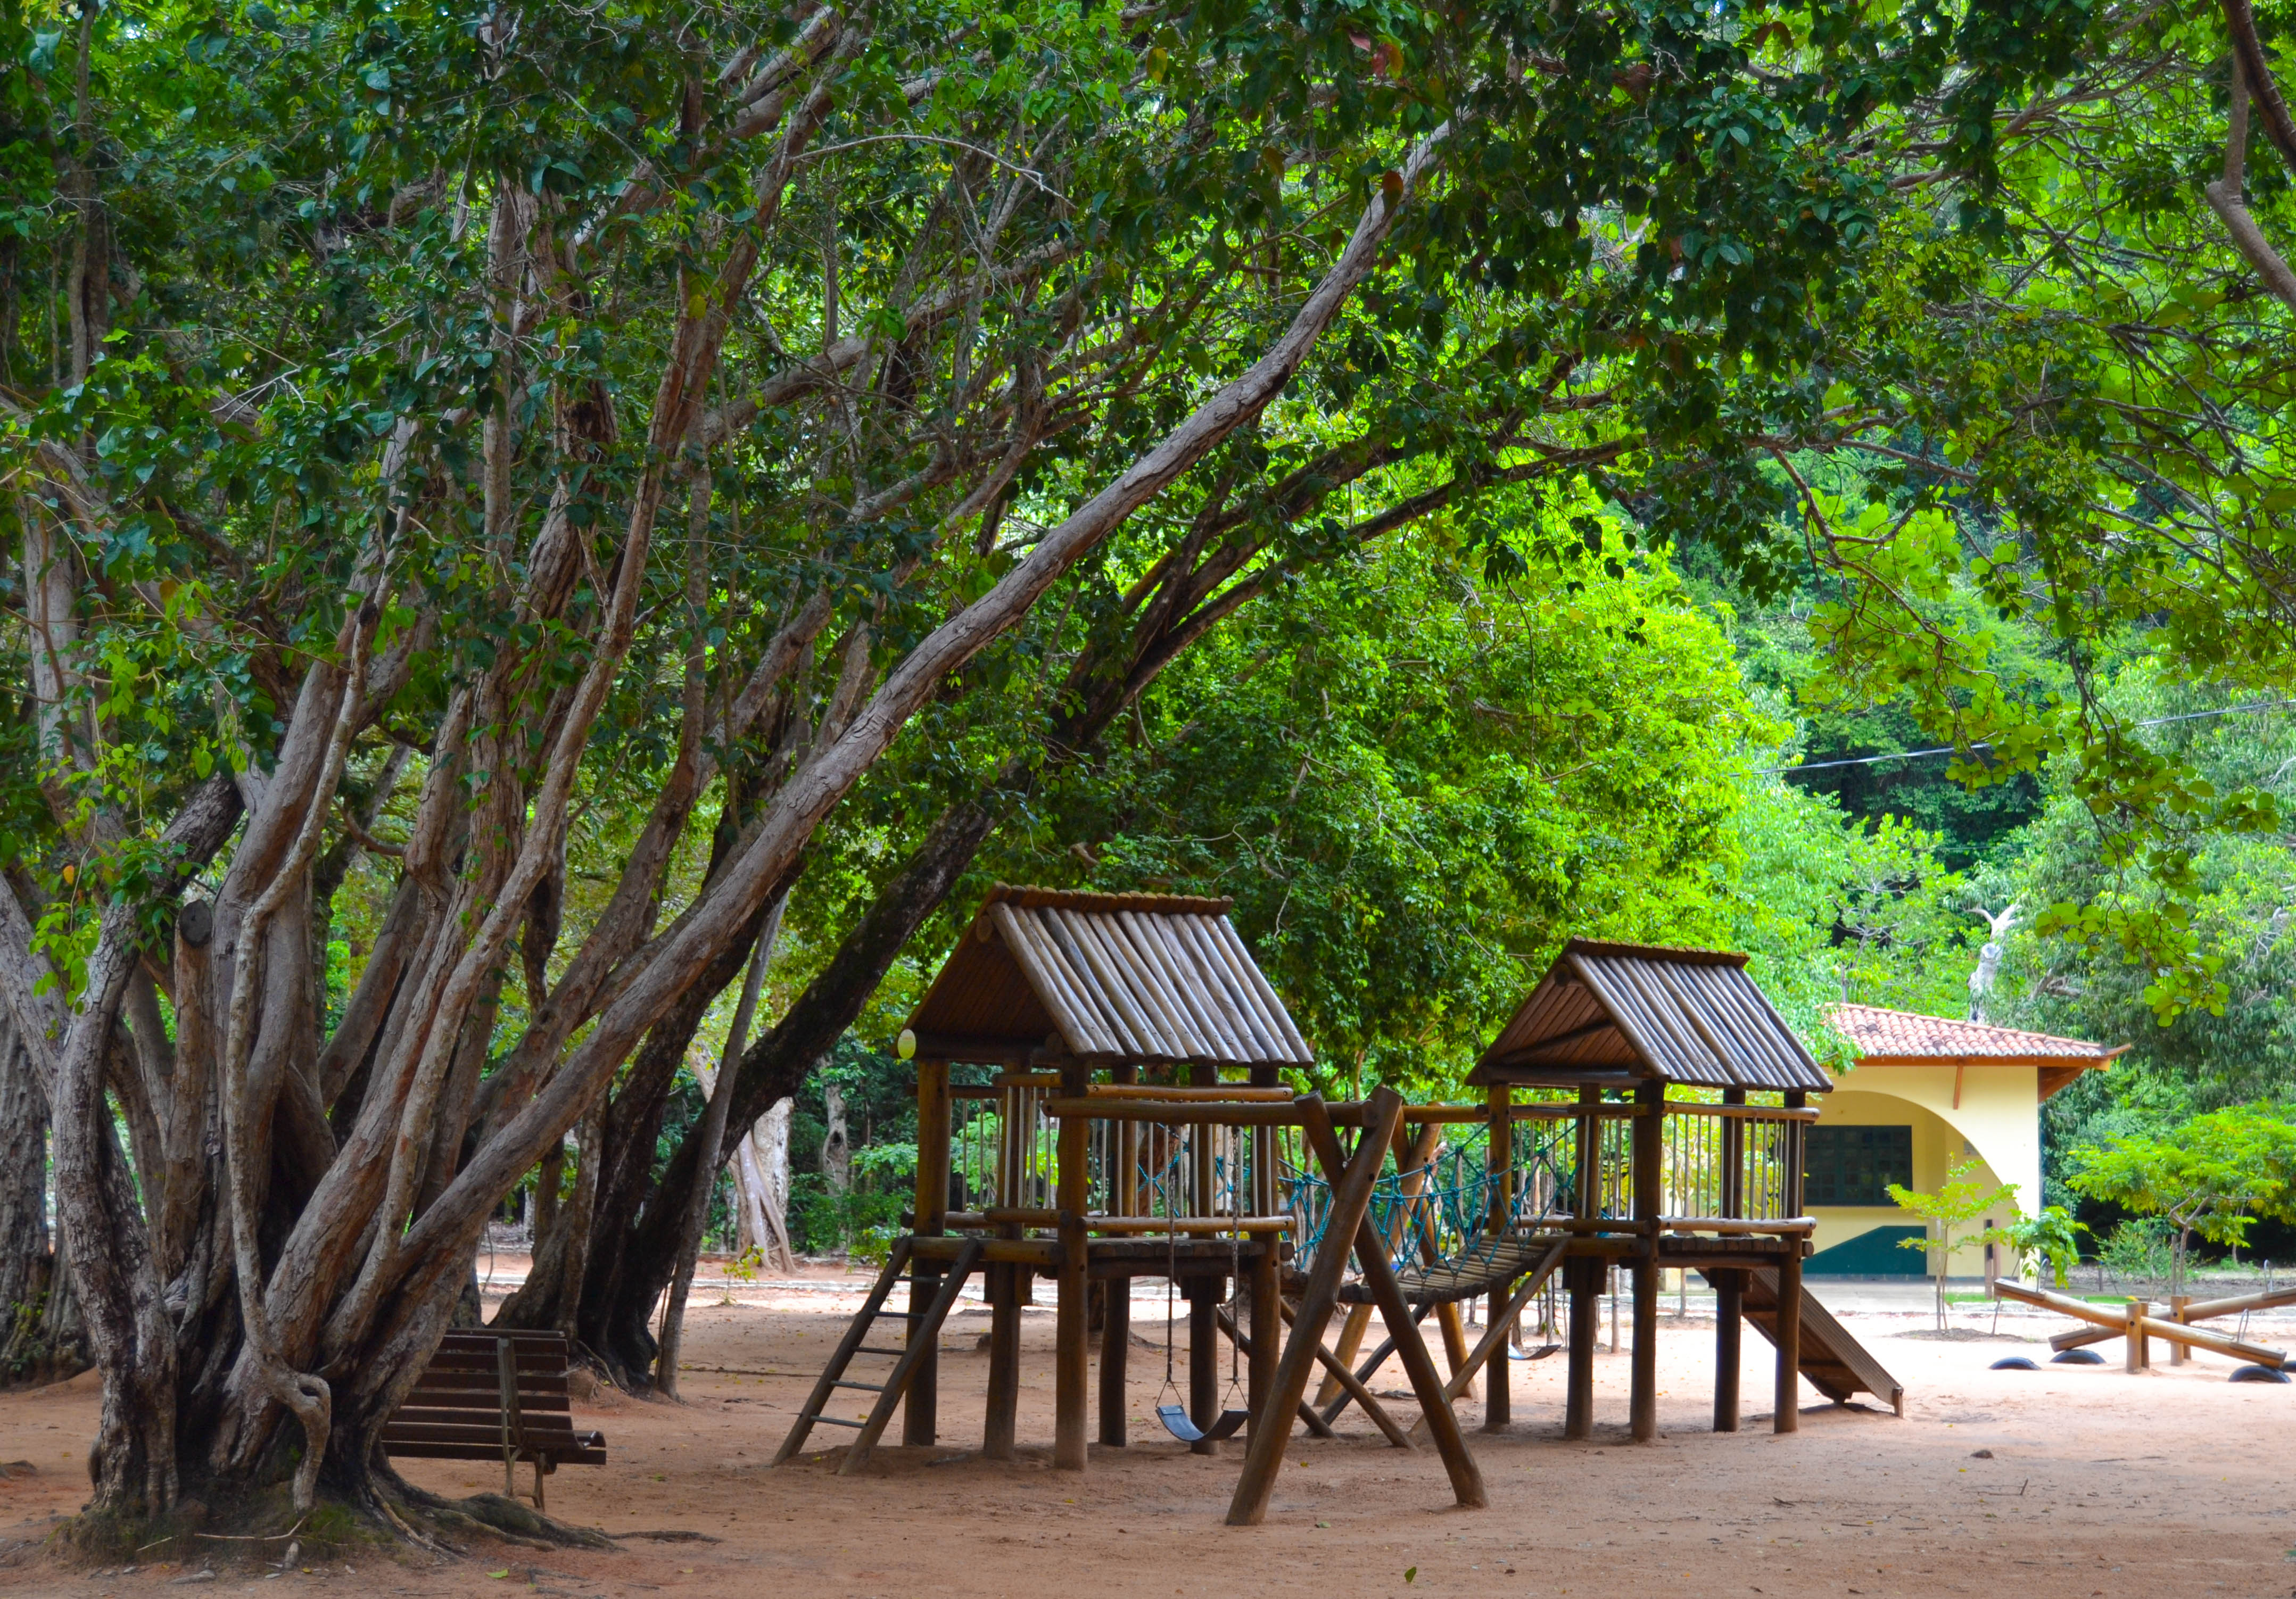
[1773,1242,1802,1435]
[1054,1064,1091,1471]
[1215,1307,1335,1438]
[1714,1269,1742,1433]
[1773,1090,1805,1436]
[1565,1086,1600,1441]
[984,1257,1021,1460]
[1317,1306,1372,1409]
[1100,1276,1130,1447]
[1293,1096,1486,1514]
[1407,1241,1567,1444]
[905,1059,950,1448]
[1277,1298,1414,1448]
[1102,1061,1136,1449]
[1630,1078,1662,1443]
[1249,1237,1279,1436]
[1188,1283,1221,1455]
[1436,1302,1473,1402]
[1315,1302,1437,1430]
[1485,1084,1513,1432]
[1226,1091,1401,1525]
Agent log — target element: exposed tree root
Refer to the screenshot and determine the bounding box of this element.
[384,1473,615,1552]
[51,1463,620,1575]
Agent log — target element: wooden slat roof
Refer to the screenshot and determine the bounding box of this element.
[1468,938,1829,1092]
[903,885,1315,1068]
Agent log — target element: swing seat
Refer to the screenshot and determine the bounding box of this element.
[1156,1403,1248,1443]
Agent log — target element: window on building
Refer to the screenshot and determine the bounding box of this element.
[1806,1124,1913,1206]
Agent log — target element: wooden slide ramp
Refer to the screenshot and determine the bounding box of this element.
[1712,1266,1905,1415]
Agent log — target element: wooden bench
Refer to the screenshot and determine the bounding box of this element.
[379,1328,606,1509]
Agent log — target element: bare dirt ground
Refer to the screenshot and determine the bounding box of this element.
[1,1266,2291,1598]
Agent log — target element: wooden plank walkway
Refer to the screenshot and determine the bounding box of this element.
[1348,1235,1562,1307]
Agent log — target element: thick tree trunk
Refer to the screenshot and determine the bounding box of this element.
[0,1014,50,1336]
[732,1101,796,1271]
[585,790,1003,1364]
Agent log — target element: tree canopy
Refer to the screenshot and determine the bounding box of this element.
[5,0,2296,1541]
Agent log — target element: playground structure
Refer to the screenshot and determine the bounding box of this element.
[774,894,1904,1522]
[1994,1277,2296,1372]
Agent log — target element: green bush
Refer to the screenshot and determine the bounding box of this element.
[2098,1215,2175,1282]
[789,1174,906,1256]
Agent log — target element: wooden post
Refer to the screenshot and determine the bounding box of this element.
[905,1058,951,1447]
[2170,1296,2191,1365]
[2127,1298,2148,1372]
[1436,1302,1473,1396]
[1774,1247,1803,1434]
[1630,1078,1662,1443]
[1564,1084,1601,1441]
[1564,1258,1598,1439]
[1720,1089,1745,1219]
[1100,1270,1131,1447]
[1249,1238,1280,1436]
[1181,1062,1218,1455]
[1054,1062,1090,1471]
[1317,1306,1372,1408]
[1101,1062,1137,1448]
[1713,1270,1741,1432]
[1714,1087,1745,1434]
[1249,1065,1281,1435]
[1484,1083,1513,1432]
[1187,1281,1220,1455]
[1227,1091,1406,1526]
[984,1257,1021,1459]
[1774,1091,1805,1435]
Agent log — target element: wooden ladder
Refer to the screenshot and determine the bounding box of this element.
[772,1236,985,1473]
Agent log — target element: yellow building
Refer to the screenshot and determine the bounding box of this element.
[1804,1005,2126,1278]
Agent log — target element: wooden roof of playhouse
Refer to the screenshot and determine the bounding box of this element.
[1826,1003,2128,1101]
[903,885,1316,1069]
[1467,938,1830,1093]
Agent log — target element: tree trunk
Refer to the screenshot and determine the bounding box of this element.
[657,904,777,1398]
[0,1014,50,1343]
[734,1101,796,1272]
[820,1082,850,1199]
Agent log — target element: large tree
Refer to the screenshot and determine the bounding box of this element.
[0,0,2089,1541]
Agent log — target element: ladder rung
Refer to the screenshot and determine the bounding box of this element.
[832,1380,885,1392]
[807,1415,866,1429]
[871,1309,929,1320]
[856,1345,907,1356]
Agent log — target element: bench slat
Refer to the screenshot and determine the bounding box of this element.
[379,1329,607,1472]
[394,1415,575,1432]
[380,1441,606,1465]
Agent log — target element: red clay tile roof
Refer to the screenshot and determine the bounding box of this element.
[1826,1003,2126,1063]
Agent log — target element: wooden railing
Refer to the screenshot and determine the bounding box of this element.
[920,1071,1813,1247]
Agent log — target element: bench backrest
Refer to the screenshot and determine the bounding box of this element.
[380,1328,604,1464]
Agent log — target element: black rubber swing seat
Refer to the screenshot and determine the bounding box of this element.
[1156,1403,1248,1443]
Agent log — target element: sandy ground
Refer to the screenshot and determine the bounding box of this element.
[1,1267,2292,1598]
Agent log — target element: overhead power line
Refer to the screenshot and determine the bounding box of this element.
[1757,699,2296,777]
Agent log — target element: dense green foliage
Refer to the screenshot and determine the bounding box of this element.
[11,0,2296,1509]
